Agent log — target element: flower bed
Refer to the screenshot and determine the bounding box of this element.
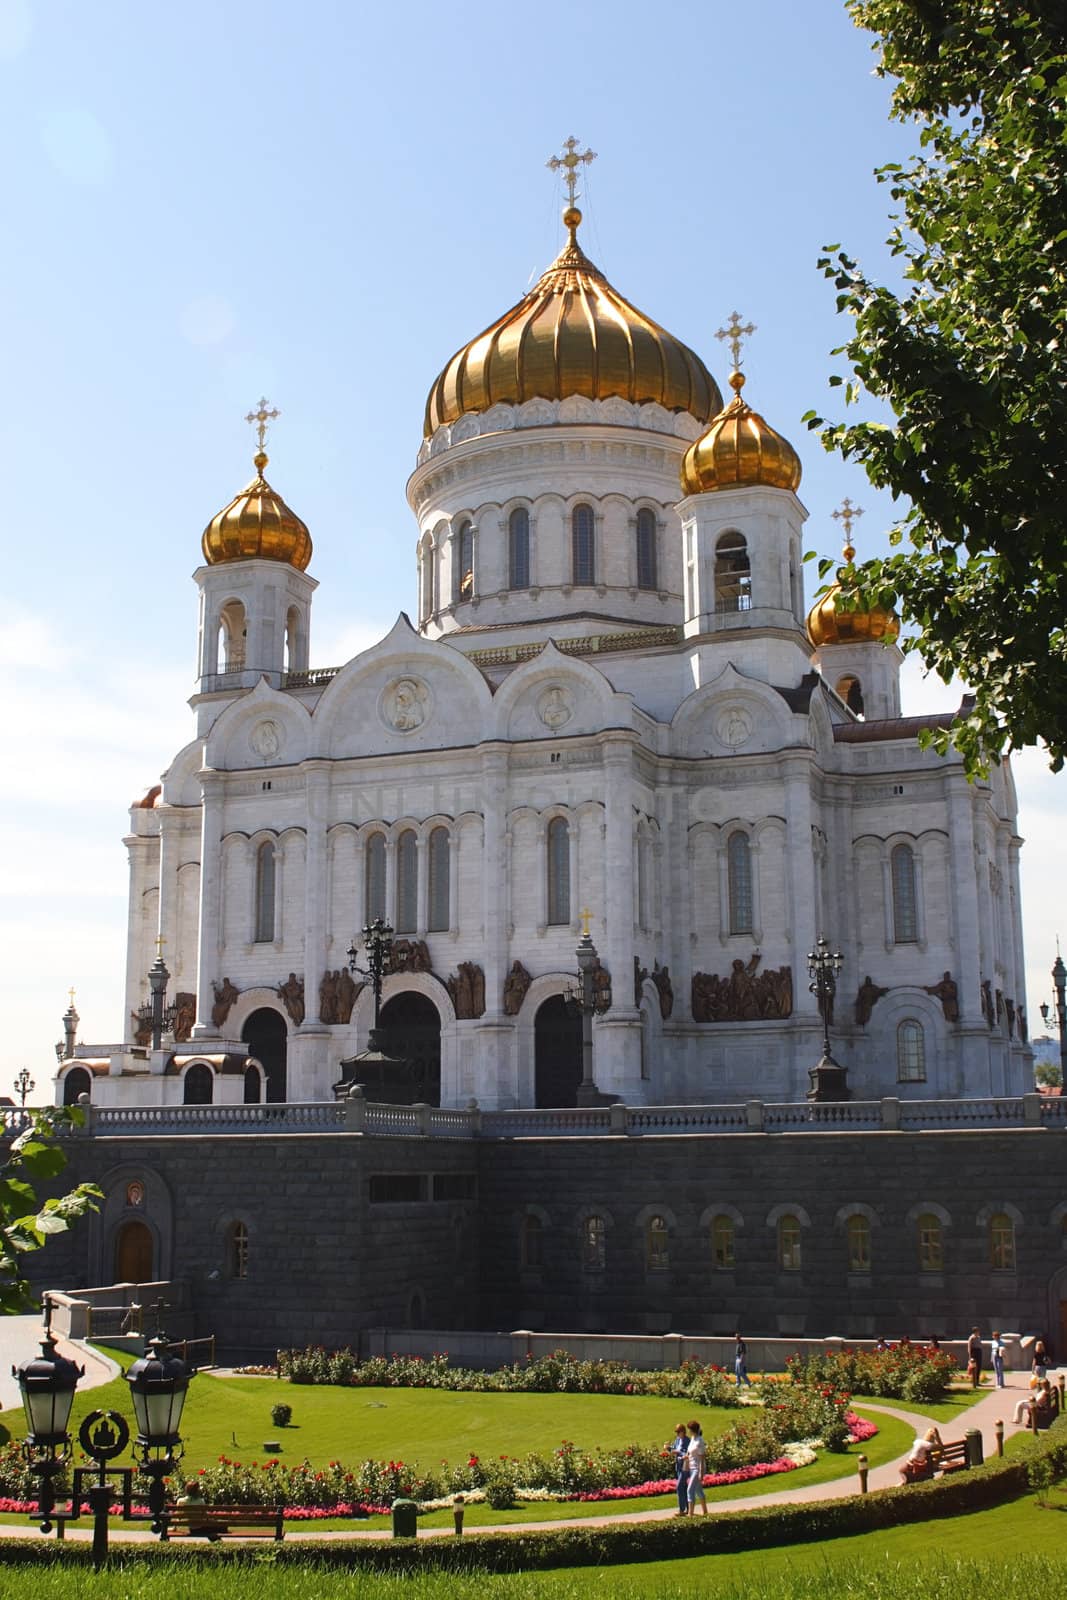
[786,1344,957,1403]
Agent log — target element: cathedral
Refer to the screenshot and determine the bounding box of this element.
[55,155,1030,1117]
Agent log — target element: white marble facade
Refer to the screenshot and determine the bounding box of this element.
[58,268,1030,1113]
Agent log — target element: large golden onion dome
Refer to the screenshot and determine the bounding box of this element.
[680,369,802,496]
[423,208,721,437]
[201,450,312,570]
[806,518,900,647]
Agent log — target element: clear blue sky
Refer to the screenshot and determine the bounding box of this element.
[1,0,1062,1085]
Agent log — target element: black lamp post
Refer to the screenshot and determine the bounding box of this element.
[138,952,179,1050]
[13,1301,84,1532]
[348,917,395,1035]
[568,914,616,1108]
[125,1328,191,1532]
[1039,953,1067,1075]
[807,935,849,1102]
[13,1067,35,1107]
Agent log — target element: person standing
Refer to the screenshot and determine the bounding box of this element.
[967,1327,984,1387]
[991,1330,1006,1388]
[734,1331,751,1387]
[685,1420,708,1516]
[668,1423,689,1515]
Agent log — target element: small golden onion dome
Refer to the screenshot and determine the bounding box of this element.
[806,531,900,648]
[680,370,802,496]
[201,450,312,570]
[423,208,721,437]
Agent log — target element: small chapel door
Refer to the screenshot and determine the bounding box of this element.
[114,1220,154,1284]
[242,1008,287,1102]
[534,995,583,1107]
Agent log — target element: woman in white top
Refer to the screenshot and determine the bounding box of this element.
[686,1420,709,1515]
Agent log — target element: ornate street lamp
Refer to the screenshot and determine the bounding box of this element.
[13,1067,35,1107]
[136,948,180,1050]
[1039,951,1067,1075]
[336,918,405,1100]
[807,935,849,1102]
[567,911,616,1108]
[347,917,395,1034]
[13,1300,84,1532]
[125,1322,192,1532]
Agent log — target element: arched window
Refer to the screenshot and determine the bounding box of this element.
[230,1220,249,1279]
[636,508,657,590]
[254,841,276,943]
[396,829,418,933]
[892,844,918,942]
[243,1064,261,1104]
[183,1063,214,1105]
[727,831,753,935]
[989,1212,1016,1271]
[284,606,300,674]
[836,675,864,715]
[646,1214,670,1271]
[62,1067,91,1105]
[365,833,386,923]
[454,521,474,602]
[219,599,246,671]
[419,543,434,623]
[847,1214,871,1272]
[509,507,530,590]
[918,1213,943,1272]
[547,817,570,926]
[897,1020,927,1082]
[711,1214,735,1270]
[715,531,751,612]
[777,1214,802,1271]
[428,827,450,932]
[521,1213,543,1270]
[581,1214,606,1272]
[572,503,595,585]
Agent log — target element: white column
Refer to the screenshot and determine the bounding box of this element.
[302,763,329,1025]
[947,774,982,1025]
[192,772,224,1037]
[416,833,429,936]
[784,760,818,1025]
[481,746,508,1014]
[602,740,634,1004]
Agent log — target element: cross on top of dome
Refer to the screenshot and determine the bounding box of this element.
[245,397,280,455]
[546,136,597,209]
[715,312,756,374]
[831,496,864,560]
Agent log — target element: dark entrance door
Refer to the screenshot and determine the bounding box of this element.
[534,995,582,1107]
[370,992,441,1106]
[114,1220,153,1284]
[242,1008,287,1102]
[62,1067,91,1105]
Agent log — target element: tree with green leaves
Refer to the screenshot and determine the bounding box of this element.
[810,3,1067,774]
[1,1107,101,1315]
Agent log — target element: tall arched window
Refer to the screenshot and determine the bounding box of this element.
[396,829,418,933]
[918,1213,943,1272]
[847,1214,871,1272]
[254,841,276,943]
[711,1214,735,1270]
[582,1214,606,1272]
[892,844,918,942]
[284,607,300,673]
[521,1213,544,1270]
[219,599,246,671]
[646,1214,670,1271]
[365,833,386,923]
[547,817,570,926]
[897,1019,926,1081]
[509,507,530,589]
[428,826,450,932]
[989,1212,1015,1271]
[229,1220,249,1279]
[715,531,751,612]
[777,1214,802,1271]
[636,508,657,590]
[836,674,864,715]
[62,1067,91,1105]
[419,543,435,623]
[572,503,595,585]
[727,831,753,935]
[183,1063,214,1105]
[454,521,474,601]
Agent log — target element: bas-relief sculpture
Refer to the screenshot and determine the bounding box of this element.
[855,976,889,1027]
[173,992,196,1043]
[319,969,362,1025]
[691,954,792,1023]
[923,971,960,1024]
[447,961,486,1019]
[211,978,240,1030]
[389,939,432,974]
[503,960,532,1016]
[277,972,305,1026]
[634,957,674,1020]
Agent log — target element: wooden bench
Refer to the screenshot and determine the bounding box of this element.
[935,1439,971,1474]
[162,1504,285,1541]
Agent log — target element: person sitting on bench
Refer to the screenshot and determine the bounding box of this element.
[899,1427,943,1483]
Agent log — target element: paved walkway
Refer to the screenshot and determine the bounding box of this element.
[0,1375,1045,1546]
[0,1315,118,1413]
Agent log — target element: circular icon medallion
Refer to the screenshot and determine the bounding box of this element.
[249,719,282,759]
[79,1409,130,1461]
[537,684,573,730]
[716,706,754,749]
[380,676,430,733]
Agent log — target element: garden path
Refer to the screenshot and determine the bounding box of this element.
[0,1377,1041,1545]
[0,1317,117,1412]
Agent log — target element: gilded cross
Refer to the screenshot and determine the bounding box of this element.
[715,312,756,371]
[546,137,597,208]
[579,907,593,938]
[67,987,76,1007]
[832,497,864,558]
[155,935,167,957]
[245,397,280,452]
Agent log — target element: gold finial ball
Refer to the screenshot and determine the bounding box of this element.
[729,370,746,393]
[254,450,269,473]
[563,206,582,230]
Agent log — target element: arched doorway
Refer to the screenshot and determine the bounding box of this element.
[243,1064,262,1104]
[114,1220,154,1284]
[183,1063,214,1104]
[62,1067,91,1105]
[534,995,582,1107]
[242,1009,287,1102]
[370,992,441,1105]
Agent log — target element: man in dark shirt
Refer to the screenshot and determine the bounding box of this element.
[967,1327,984,1386]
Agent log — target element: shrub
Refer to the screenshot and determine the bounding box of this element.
[785,1343,956,1403]
[271,1403,292,1427]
